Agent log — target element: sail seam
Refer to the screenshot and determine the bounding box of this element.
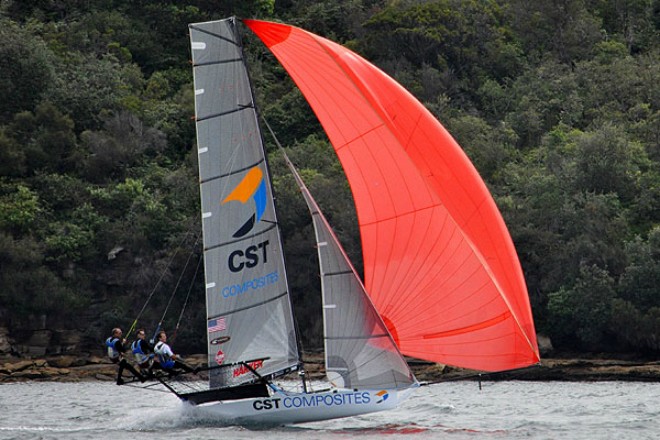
[214,291,289,317]
[422,312,511,339]
[323,270,352,276]
[196,103,254,123]
[200,158,265,184]
[204,222,277,251]
[189,24,241,47]
[325,334,389,340]
[193,57,242,68]
[358,203,438,227]
[335,122,387,152]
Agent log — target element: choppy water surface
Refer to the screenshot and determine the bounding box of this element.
[0,380,658,439]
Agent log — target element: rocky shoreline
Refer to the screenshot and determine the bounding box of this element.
[1,353,659,383]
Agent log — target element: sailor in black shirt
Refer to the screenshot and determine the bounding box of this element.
[105,327,144,385]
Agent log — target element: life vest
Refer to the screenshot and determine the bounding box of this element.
[154,341,175,369]
[105,337,120,361]
[131,340,150,366]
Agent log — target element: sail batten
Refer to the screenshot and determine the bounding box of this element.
[200,159,266,185]
[325,334,391,340]
[195,105,254,123]
[193,57,243,68]
[211,290,291,317]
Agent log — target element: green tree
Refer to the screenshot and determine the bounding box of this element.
[0,233,85,323]
[589,0,658,53]
[445,114,519,183]
[0,127,26,177]
[504,61,583,148]
[618,227,660,311]
[547,264,616,350]
[6,101,79,175]
[576,47,657,129]
[572,124,647,203]
[0,19,55,123]
[508,0,602,63]
[46,52,143,131]
[362,0,523,96]
[80,111,166,182]
[0,184,42,237]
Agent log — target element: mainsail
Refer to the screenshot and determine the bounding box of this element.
[245,19,539,372]
[279,149,415,390]
[190,18,299,390]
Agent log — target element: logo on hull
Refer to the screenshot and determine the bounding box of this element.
[252,391,372,411]
[375,390,389,404]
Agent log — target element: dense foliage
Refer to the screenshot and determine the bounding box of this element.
[0,0,658,357]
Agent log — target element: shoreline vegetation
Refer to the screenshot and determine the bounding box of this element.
[1,2,659,375]
[1,353,659,384]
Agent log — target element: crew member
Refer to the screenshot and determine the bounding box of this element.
[131,328,154,378]
[105,327,144,385]
[153,330,197,375]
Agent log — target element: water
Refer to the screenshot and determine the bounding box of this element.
[0,380,657,439]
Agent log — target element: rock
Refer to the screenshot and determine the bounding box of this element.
[41,367,66,377]
[0,327,12,354]
[47,355,76,368]
[51,330,83,354]
[88,355,110,364]
[2,360,34,373]
[18,330,54,357]
[11,369,45,379]
[71,356,89,367]
[25,346,48,357]
[537,334,554,355]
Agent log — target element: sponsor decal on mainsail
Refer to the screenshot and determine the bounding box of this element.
[222,167,267,238]
[207,317,226,333]
[214,349,225,365]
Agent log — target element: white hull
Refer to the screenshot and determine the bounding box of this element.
[183,386,418,426]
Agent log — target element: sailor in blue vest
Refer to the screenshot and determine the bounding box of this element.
[105,327,145,385]
[153,330,197,375]
[131,328,154,378]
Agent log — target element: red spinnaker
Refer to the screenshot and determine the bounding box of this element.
[245,19,539,372]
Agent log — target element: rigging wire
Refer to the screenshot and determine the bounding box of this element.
[418,363,544,387]
[261,115,310,392]
[151,234,201,343]
[126,222,197,339]
[170,253,203,344]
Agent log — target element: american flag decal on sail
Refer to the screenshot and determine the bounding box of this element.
[207,317,226,333]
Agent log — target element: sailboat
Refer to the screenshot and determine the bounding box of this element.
[156,16,539,425]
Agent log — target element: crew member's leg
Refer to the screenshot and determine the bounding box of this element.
[116,359,145,384]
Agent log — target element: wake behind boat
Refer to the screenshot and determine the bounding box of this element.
[122,17,539,425]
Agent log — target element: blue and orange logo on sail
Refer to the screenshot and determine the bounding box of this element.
[375,390,389,404]
[222,167,267,238]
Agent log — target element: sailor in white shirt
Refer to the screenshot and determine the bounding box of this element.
[153,331,198,374]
